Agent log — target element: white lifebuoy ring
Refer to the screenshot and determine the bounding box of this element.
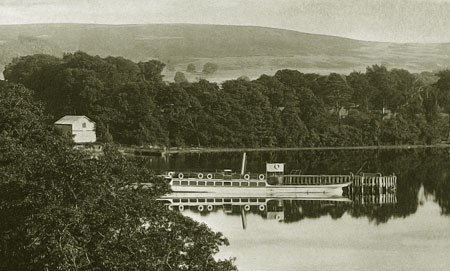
[178,173,184,179]
[258,174,265,180]
[207,173,213,179]
[274,164,280,169]
[198,173,204,179]
[168,205,174,211]
[207,205,214,211]
[258,204,265,211]
[244,174,250,180]
[198,205,204,212]
[244,204,250,211]
[178,205,184,211]
[276,215,282,221]
[167,172,174,178]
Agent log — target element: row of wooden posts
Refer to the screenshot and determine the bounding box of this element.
[349,175,397,195]
[351,193,397,205]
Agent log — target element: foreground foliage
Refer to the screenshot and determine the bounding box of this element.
[0,81,236,270]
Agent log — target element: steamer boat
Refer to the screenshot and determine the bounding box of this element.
[164,153,355,196]
[163,154,397,196]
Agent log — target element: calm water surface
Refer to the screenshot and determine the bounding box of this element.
[148,149,450,271]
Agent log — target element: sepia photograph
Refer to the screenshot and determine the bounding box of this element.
[1,1,450,270]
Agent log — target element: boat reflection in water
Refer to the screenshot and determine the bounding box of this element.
[160,191,397,229]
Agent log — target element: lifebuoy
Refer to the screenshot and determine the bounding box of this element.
[258,204,265,211]
[244,174,250,180]
[168,205,174,211]
[258,174,265,180]
[167,172,174,178]
[207,173,213,179]
[274,164,280,169]
[178,205,184,211]
[276,215,282,221]
[207,205,214,211]
[198,173,204,179]
[244,204,250,211]
[198,205,204,212]
[178,173,184,179]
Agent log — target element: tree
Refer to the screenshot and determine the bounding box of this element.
[347,71,374,110]
[366,65,396,110]
[174,71,188,83]
[202,62,218,74]
[138,60,166,82]
[186,63,196,73]
[434,70,450,112]
[237,75,250,81]
[0,82,237,270]
[321,73,353,125]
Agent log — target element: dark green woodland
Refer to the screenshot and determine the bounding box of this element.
[3,52,450,148]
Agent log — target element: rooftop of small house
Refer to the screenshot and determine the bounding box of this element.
[54,115,95,125]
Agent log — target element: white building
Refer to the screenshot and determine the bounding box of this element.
[54,115,96,143]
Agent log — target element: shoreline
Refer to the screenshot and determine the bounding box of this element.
[120,144,450,156]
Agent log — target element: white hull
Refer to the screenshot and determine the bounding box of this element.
[169,182,351,197]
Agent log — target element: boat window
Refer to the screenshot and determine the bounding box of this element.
[224,182,231,186]
[241,198,249,202]
[181,199,188,203]
[232,182,239,187]
[181,181,188,186]
[207,198,214,202]
[173,199,180,203]
[232,198,239,202]
[224,198,231,203]
[189,181,197,185]
[241,182,249,186]
[215,199,223,202]
[207,182,214,186]
[198,199,206,203]
[189,199,197,203]
[258,198,265,202]
[173,181,180,185]
[250,182,257,187]
[258,182,266,187]
[250,198,257,202]
[198,181,205,186]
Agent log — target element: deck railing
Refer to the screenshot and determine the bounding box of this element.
[282,174,352,185]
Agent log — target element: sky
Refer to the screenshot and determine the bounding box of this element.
[1,0,450,43]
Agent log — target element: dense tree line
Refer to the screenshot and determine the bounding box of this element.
[4,52,450,147]
[0,81,237,270]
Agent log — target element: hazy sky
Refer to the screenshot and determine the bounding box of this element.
[1,0,450,43]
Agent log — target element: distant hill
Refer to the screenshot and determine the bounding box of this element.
[1,23,450,82]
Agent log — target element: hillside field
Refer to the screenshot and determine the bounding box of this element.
[1,24,450,82]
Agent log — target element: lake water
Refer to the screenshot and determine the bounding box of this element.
[149,149,450,271]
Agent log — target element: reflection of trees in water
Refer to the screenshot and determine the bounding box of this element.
[418,150,450,215]
[283,200,349,222]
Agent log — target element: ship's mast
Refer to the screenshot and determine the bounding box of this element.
[240,152,247,176]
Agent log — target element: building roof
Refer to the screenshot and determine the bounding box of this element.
[54,115,95,125]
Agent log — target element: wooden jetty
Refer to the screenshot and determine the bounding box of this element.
[348,173,397,195]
